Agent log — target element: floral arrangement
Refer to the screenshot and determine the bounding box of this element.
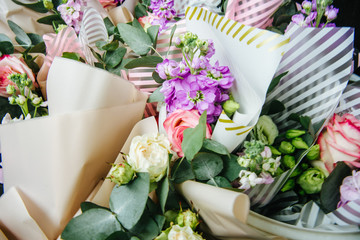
[0,0,359,239]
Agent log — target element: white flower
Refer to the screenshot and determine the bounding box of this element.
[168,225,204,240]
[127,133,171,182]
[237,157,251,168]
[15,95,26,105]
[238,170,266,190]
[262,156,281,175]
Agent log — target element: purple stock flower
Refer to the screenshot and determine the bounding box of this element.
[325,5,339,21]
[301,1,313,14]
[206,39,215,58]
[338,170,360,208]
[57,0,86,34]
[151,17,169,33]
[291,14,307,26]
[149,0,176,20]
[156,59,180,79]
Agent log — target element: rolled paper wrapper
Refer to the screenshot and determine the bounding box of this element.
[225,0,283,29]
[108,6,134,25]
[183,7,289,152]
[176,180,277,239]
[0,57,147,239]
[91,117,158,207]
[174,0,223,15]
[121,0,139,15]
[0,1,53,52]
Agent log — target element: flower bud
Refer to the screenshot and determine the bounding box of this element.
[108,162,135,186]
[279,141,295,154]
[6,85,16,95]
[281,179,295,192]
[32,96,43,106]
[174,37,182,47]
[43,0,54,9]
[222,99,240,118]
[253,115,279,145]
[291,137,309,150]
[55,24,68,33]
[285,129,306,139]
[302,1,313,13]
[269,146,281,156]
[297,168,326,194]
[306,144,320,160]
[282,155,296,169]
[176,209,200,230]
[15,95,26,105]
[8,96,16,105]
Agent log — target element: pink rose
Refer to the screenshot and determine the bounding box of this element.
[138,13,160,29]
[98,0,118,8]
[0,55,36,97]
[163,109,212,157]
[318,113,360,172]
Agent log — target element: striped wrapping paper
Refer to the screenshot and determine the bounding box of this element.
[335,81,360,118]
[174,0,222,15]
[245,23,355,207]
[225,0,284,29]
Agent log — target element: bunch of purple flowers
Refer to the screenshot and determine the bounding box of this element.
[291,0,339,28]
[157,32,235,124]
[57,0,87,34]
[148,0,176,33]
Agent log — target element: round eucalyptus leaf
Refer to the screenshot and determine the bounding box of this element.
[192,152,223,181]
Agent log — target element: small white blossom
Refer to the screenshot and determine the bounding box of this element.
[15,95,26,105]
[168,225,204,240]
[239,170,266,190]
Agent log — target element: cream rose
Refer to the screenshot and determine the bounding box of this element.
[168,225,204,240]
[127,133,171,182]
[0,55,36,97]
[319,113,360,172]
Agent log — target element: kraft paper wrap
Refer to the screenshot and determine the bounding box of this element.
[0,57,147,240]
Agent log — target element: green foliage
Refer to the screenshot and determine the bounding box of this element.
[221,154,245,182]
[157,177,170,213]
[267,71,288,94]
[37,14,64,25]
[171,159,195,184]
[192,152,223,181]
[8,20,32,49]
[11,0,48,13]
[202,139,229,156]
[148,87,164,103]
[0,34,14,56]
[135,3,148,18]
[207,176,232,188]
[125,56,163,69]
[80,202,108,213]
[117,23,152,55]
[105,47,127,69]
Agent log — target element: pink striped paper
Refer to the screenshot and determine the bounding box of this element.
[225,0,283,29]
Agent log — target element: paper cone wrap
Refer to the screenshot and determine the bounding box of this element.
[225,0,283,29]
[0,57,147,239]
[174,0,223,15]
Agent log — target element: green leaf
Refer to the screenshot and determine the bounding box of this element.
[147,25,160,47]
[37,14,64,25]
[267,71,288,94]
[171,158,195,184]
[221,154,244,182]
[135,3,148,18]
[125,56,163,69]
[29,42,46,53]
[105,47,127,69]
[182,111,207,161]
[99,41,120,51]
[61,208,121,240]
[130,211,163,240]
[107,58,132,76]
[11,0,48,13]
[117,23,152,55]
[262,99,286,115]
[0,34,14,55]
[168,24,177,49]
[105,232,130,240]
[109,172,150,230]
[80,202,108,213]
[148,87,164,103]
[152,71,164,84]
[320,162,352,213]
[104,17,117,36]
[132,19,143,30]
[202,139,229,156]
[27,33,43,46]
[62,52,83,61]
[192,152,223,181]
[207,176,232,188]
[157,177,169,213]
[8,20,32,49]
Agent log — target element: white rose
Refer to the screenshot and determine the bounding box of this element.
[127,133,171,182]
[168,225,204,240]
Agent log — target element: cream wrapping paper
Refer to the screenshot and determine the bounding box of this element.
[183,7,289,152]
[0,57,147,239]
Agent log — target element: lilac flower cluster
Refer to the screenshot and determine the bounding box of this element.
[291,0,338,28]
[338,170,360,208]
[148,0,176,34]
[57,0,87,34]
[157,32,234,123]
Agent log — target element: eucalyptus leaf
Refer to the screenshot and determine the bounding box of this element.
[11,0,48,13]
[0,34,14,55]
[117,23,152,55]
[320,162,352,213]
[61,208,121,240]
[202,138,229,156]
[152,70,164,83]
[192,152,223,181]
[132,19,143,30]
[148,87,164,103]
[62,52,83,61]
[102,41,120,51]
[27,33,43,46]
[147,25,160,47]
[80,201,108,213]
[157,177,169,213]
[129,211,162,240]
[105,231,130,240]
[37,14,64,25]
[125,56,163,69]
[171,158,195,184]
[182,111,207,161]
[207,176,232,188]
[29,42,46,53]
[104,17,117,36]
[135,3,148,18]
[221,154,244,182]
[8,20,32,49]
[105,47,127,69]
[107,58,133,76]
[263,100,285,115]
[109,172,150,230]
